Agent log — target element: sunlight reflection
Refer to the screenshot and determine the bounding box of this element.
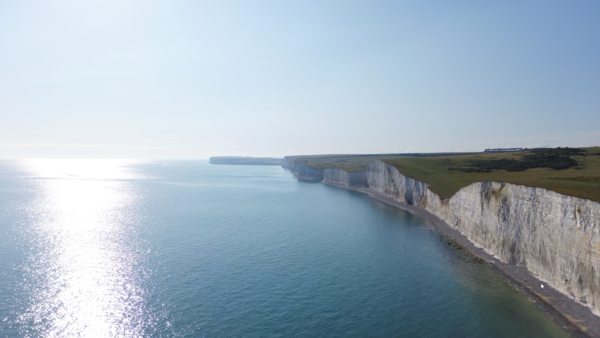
[20,158,145,180]
[17,159,150,337]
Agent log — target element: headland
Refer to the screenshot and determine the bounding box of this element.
[282,147,600,337]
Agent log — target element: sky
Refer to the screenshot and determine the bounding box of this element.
[0,0,599,159]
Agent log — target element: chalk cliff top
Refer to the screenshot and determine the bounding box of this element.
[288,146,600,202]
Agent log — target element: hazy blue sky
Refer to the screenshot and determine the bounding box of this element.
[1,1,599,158]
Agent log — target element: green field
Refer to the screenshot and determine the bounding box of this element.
[291,147,600,202]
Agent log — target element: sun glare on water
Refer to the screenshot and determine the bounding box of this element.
[16,159,152,337]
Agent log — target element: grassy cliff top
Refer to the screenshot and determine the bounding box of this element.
[290,147,600,202]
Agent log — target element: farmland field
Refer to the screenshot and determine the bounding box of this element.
[291,147,600,202]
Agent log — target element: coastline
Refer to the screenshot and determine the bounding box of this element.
[322,180,600,338]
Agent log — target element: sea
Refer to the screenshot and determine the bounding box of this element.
[0,159,570,337]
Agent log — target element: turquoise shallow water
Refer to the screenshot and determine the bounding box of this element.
[0,160,569,337]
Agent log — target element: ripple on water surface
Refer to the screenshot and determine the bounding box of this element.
[0,160,570,337]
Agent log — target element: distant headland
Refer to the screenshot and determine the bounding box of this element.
[209,156,283,165]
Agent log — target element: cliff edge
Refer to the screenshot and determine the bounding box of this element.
[283,156,600,337]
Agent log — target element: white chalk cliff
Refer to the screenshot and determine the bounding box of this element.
[284,157,600,315]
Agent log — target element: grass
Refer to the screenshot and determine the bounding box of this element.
[291,147,600,202]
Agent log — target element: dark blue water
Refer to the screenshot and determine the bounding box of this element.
[0,160,569,337]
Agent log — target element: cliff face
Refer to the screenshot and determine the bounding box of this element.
[322,169,348,185]
[282,157,322,181]
[427,181,600,313]
[285,159,600,314]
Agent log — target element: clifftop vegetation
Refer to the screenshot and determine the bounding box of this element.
[290,147,600,202]
[450,148,586,172]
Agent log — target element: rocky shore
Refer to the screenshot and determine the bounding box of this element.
[283,157,600,338]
